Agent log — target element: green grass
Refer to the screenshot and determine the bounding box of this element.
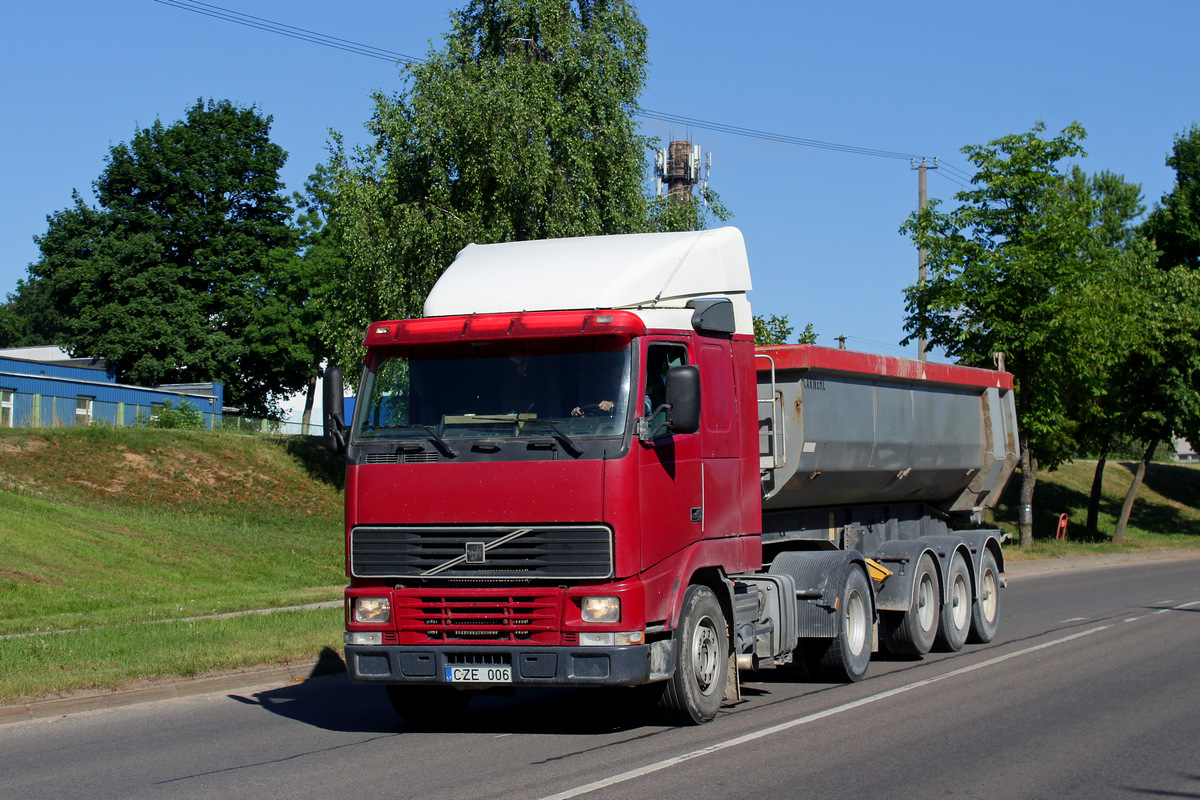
[993,458,1200,560]
[0,607,343,701]
[0,427,345,702]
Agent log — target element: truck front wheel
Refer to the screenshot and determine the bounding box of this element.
[659,584,729,724]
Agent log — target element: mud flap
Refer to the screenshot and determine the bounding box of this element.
[723,651,741,703]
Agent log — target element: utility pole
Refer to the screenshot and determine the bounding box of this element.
[911,157,937,361]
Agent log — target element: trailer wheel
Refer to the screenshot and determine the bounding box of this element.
[386,685,470,727]
[659,584,729,725]
[881,552,940,656]
[934,552,971,652]
[801,565,872,682]
[968,548,1001,644]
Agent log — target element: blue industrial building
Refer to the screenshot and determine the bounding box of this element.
[0,347,222,429]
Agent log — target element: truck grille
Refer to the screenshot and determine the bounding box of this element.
[395,591,562,644]
[350,525,613,580]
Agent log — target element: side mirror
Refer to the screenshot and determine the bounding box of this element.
[323,366,347,454]
[665,365,701,434]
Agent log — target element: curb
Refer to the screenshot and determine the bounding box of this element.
[0,651,348,726]
[1003,548,1200,578]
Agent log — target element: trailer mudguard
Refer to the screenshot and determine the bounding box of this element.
[955,529,1008,589]
[767,549,872,639]
[912,534,976,604]
[873,539,940,612]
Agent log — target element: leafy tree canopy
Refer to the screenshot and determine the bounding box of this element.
[324,0,727,380]
[0,277,63,348]
[752,315,816,346]
[1145,124,1200,270]
[901,122,1152,547]
[29,99,321,417]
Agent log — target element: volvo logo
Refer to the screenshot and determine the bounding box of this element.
[465,542,486,564]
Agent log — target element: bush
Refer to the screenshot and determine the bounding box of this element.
[143,399,206,430]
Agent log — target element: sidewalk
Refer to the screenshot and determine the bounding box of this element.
[4,548,1198,725]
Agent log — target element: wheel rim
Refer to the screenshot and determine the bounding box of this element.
[951,573,969,629]
[691,614,720,695]
[846,588,868,655]
[980,567,998,623]
[916,572,936,631]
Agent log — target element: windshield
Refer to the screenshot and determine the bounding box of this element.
[353,337,632,443]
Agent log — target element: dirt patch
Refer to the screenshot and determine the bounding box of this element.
[0,438,48,455]
[0,567,53,585]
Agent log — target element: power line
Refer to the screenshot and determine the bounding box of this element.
[937,160,975,181]
[932,169,972,191]
[153,0,425,65]
[154,0,934,163]
[636,109,926,161]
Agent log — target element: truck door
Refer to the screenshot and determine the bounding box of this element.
[698,339,741,538]
[639,340,703,569]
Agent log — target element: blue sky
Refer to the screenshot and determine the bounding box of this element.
[3,0,1198,361]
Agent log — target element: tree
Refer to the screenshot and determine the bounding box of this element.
[291,164,346,431]
[29,99,317,417]
[1090,125,1200,542]
[1105,267,1200,542]
[1144,125,1200,271]
[901,122,1142,548]
[0,276,63,348]
[324,0,726,381]
[752,315,816,346]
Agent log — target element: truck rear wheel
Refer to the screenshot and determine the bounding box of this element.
[659,584,729,725]
[934,552,971,652]
[968,548,1001,643]
[881,552,940,656]
[386,685,470,727]
[801,565,872,682]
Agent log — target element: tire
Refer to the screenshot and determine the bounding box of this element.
[934,552,971,652]
[659,584,729,725]
[968,548,1001,644]
[803,565,873,682]
[386,685,470,727]
[881,552,940,656]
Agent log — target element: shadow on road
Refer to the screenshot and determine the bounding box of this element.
[227,647,669,737]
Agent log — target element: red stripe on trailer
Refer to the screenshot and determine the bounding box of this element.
[755,344,1014,391]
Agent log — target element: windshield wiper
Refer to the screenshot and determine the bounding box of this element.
[392,424,459,458]
[520,419,584,457]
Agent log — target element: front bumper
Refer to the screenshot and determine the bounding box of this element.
[345,643,652,687]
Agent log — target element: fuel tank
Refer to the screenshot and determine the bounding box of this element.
[756,345,1018,514]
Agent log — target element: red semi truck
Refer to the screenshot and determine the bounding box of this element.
[324,227,1018,724]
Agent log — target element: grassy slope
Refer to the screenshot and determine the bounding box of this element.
[993,458,1200,559]
[1,426,1196,701]
[0,427,346,700]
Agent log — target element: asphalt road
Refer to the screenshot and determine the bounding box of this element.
[2,554,1197,800]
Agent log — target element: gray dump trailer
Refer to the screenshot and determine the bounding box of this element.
[732,344,1018,681]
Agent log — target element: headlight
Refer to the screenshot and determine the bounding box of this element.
[353,596,391,623]
[581,596,621,623]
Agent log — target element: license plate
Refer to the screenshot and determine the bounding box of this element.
[445,665,512,684]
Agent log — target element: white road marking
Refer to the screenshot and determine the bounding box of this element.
[536,625,1111,800]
